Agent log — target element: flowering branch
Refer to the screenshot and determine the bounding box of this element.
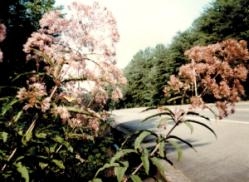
[165,39,249,118]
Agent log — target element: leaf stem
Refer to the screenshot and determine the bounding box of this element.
[1,147,17,171]
[127,111,182,180]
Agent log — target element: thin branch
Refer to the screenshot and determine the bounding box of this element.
[62,77,88,83]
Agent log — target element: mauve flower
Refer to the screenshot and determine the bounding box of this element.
[0,50,3,62]
[233,64,248,81]
[111,87,123,101]
[0,24,6,42]
[53,106,71,121]
[16,82,48,111]
[179,64,196,82]
[168,39,249,118]
[195,63,208,74]
[29,83,47,98]
[190,96,204,108]
[0,24,6,62]
[41,97,51,112]
[220,81,230,96]
[16,87,28,101]
[94,88,108,104]
[68,118,82,128]
[89,118,99,132]
[167,75,183,92]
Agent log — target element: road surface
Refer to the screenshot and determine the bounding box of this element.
[112,102,249,182]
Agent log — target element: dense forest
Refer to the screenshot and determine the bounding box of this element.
[119,0,249,108]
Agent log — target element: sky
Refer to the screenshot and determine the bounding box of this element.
[55,0,213,68]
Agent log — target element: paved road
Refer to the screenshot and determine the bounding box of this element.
[112,102,249,182]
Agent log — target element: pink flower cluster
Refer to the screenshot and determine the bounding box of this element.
[16,82,51,111]
[0,24,6,62]
[23,1,126,104]
[164,39,249,118]
[17,1,126,133]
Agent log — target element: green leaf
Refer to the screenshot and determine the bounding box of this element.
[52,135,73,152]
[49,144,57,153]
[134,130,151,151]
[185,120,217,138]
[141,148,150,175]
[114,163,128,182]
[22,120,36,145]
[167,140,182,161]
[166,135,197,152]
[13,110,23,123]
[39,162,48,169]
[15,156,25,162]
[95,163,120,177]
[114,161,128,182]
[37,155,48,160]
[186,111,210,121]
[0,132,8,142]
[66,106,98,117]
[159,141,165,158]
[11,71,45,82]
[142,111,173,123]
[183,121,194,134]
[167,95,184,103]
[110,149,136,164]
[52,159,65,169]
[35,132,47,139]
[15,162,29,182]
[130,175,142,182]
[0,96,12,101]
[150,157,165,177]
[91,178,103,182]
[1,98,19,116]
[52,135,64,143]
[141,106,158,112]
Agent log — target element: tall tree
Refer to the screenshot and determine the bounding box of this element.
[193,0,249,43]
[122,45,174,107]
[123,48,154,107]
[148,44,174,105]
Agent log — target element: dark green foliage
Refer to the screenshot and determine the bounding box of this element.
[0,0,55,96]
[122,45,174,108]
[0,97,119,181]
[122,48,154,107]
[193,0,249,43]
[149,45,174,105]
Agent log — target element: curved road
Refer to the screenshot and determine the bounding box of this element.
[112,102,249,182]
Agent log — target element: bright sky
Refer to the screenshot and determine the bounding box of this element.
[55,0,213,68]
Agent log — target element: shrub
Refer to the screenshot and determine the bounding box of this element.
[0,1,126,181]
